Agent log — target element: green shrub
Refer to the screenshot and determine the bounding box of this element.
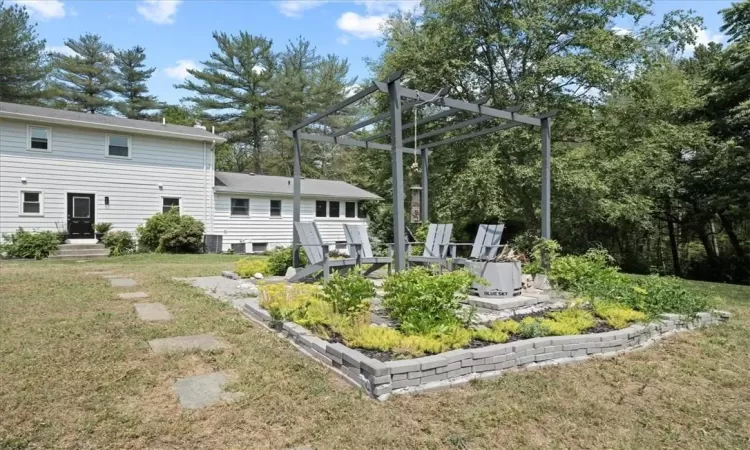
[101,231,134,256]
[94,222,112,234]
[317,268,374,316]
[266,246,308,276]
[136,209,205,253]
[548,247,620,291]
[593,301,647,329]
[0,229,59,259]
[382,267,478,335]
[518,316,550,338]
[235,258,270,278]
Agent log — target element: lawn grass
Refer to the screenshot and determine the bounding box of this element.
[1,255,749,449]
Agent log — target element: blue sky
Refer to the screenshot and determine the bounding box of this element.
[12,0,736,105]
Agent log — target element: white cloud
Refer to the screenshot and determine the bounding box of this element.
[164,59,197,80]
[355,0,419,14]
[612,26,631,36]
[687,27,726,52]
[136,0,182,25]
[46,44,75,56]
[335,1,419,39]
[277,0,327,17]
[337,12,387,39]
[12,0,66,20]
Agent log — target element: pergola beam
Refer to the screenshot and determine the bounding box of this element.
[289,76,395,132]
[284,130,415,154]
[374,82,541,126]
[365,96,491,143]
[331,100,420,138]
[404,115,495,145]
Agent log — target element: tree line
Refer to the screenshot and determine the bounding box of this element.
[1,0,748,283]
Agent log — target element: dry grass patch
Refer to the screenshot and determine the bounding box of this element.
[1,255,749,449]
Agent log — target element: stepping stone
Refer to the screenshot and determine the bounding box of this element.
[110,278,137,288]
[119,291,149,299]
[173,371,242,409]
[148,334,229,354]
[134,303,172,322]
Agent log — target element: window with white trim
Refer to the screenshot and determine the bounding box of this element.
[252,242,268,253]
[315,200,327,217]
[107,135,130,158]
[162,197,180,214]
[357,201,366,219]
[28,126,50,151]
[231,198,249,216]
[20,191,43,215]
[345,201,356,218]
[270,200,282,217]
[329,201,340,218]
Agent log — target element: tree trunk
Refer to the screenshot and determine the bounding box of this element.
[666,199,681,276]
[719,213,746,259]
[696,222,718,262]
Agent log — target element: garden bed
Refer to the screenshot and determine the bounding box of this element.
[241,298,730,400]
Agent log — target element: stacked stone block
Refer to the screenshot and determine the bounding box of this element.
[241,299,731,400]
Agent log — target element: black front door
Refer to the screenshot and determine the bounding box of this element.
[67,193,95,239]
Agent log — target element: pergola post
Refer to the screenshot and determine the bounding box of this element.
[388,79,406,271]
[292,129,302,267]
[540,117,551,268]
[420,148,429,222]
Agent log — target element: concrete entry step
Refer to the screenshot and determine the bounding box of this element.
[173,371,243,409]
[134,303,172,322]
[148,334,229,354]
[49,253,108,260]
[59,243,106,251]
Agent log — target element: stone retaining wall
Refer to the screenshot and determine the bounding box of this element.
[241,300,731,401]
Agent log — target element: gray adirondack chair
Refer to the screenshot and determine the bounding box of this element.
[451,223,505,266]
[407,223,453,270]
[343,224,392,275]
[289,222,359,282]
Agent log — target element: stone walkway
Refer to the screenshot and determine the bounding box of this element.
[134,303,172,322]
[98,270,238,410]
[173,371,243,409]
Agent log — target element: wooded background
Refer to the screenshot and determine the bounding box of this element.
[2,0,748,283]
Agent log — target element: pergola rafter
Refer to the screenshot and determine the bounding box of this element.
[287,72,556,271]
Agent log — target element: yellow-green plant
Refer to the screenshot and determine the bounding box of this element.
[593,301,647,329]
[339,325,403,352]
[258,283,335,329]
[545,308,596,334]
[473,327,510,343]
[235,258,270,278]
[492,319,521,335]
[518,316,549,338]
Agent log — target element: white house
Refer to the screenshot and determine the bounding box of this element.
[0,102,379,253]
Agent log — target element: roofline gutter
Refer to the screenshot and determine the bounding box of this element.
[213,188,382,201]
[0,111,227,144]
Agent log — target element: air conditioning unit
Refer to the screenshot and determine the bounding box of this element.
[203,234,223,254]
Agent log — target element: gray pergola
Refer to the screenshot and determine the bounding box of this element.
[285,72,556,272]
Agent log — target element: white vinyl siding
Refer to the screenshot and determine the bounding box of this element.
[214,194,370,252]
[0,119,214,237]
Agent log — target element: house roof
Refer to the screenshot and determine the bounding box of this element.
[214,171,382,200]
[0,102,226,143]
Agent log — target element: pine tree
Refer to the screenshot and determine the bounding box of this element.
[177,31,275,173]
[113,46,161,119]
[50,33,115,113]
[0,0,48,104]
